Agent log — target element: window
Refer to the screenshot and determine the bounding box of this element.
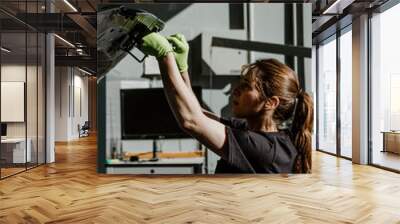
[370,3,400,171]
[0,1,47,179]
[339,28,352,158]
[317,36,337,154]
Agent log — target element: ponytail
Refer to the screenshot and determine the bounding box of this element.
[291,90,313,173]
[242,59,314,173]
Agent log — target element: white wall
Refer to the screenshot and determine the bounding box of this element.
[55,66,68,141]
[72,73,89,138]
[251,3,285,62]
[55,66,89,141]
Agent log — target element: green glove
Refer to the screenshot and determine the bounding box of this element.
[140,32,173,59]
[166,33,189,72]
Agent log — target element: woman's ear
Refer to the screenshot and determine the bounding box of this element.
[264,96,280,110]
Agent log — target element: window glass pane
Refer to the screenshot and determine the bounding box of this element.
[1,3,29,179]
[340,29,352,158]
[371,4,400,171]
[1,31,27,177]
[38,32,46,165]
[27,31,38,169]
[0,0,46,179]
[318,37,337,154]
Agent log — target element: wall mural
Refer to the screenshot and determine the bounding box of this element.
[97,3,312,174]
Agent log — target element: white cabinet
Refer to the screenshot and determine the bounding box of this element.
[1,138,32,163]
[107,166,195,174]
[106,158,204,174]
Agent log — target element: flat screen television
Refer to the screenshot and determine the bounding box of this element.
[121,86,202,139]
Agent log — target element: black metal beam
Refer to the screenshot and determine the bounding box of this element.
[97,76,106,173]
[55,56,96,72]
[55,47,97,57]
[313,14,352,44]
[12,13,84,32]
[374,0,400,13]
[211,37,312,58]
[296,4,305,89]
[188,34,241,89]
[229,3,244,29]
[285,4,295,69]
[0,18,28,32]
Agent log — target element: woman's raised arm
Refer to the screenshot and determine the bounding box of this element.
[140,33,227,156]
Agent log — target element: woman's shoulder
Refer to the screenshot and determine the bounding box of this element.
[220,116,248,130]
[249,130,295,148]
[251,129,291,139]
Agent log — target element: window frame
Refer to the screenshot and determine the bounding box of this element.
[315,24,352,161]
[367,1,400,173]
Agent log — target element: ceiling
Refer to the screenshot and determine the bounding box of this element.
[0,0,394,74]
[311,0,390,43]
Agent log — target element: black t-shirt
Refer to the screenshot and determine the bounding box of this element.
[214,117,298,174]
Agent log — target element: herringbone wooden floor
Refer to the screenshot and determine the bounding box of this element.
[1,135,400,223]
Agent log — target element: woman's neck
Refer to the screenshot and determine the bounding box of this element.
[246,113,278,132]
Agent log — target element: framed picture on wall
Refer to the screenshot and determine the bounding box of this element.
[1,81,25,122]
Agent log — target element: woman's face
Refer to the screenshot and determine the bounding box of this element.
[231,78,265,118]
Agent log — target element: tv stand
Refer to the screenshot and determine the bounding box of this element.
[106,151,205,174]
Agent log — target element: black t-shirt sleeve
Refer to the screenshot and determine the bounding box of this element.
[219,117,248,130]
[215,117,297,174]
[220,127,274,173]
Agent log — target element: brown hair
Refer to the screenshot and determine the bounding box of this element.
[241,59,314,173]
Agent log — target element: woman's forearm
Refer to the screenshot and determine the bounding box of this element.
[140,33,227,155]
[181,71,192,90]
[180,71,221,123]
[158,53,226,155]
[158,53,203,128]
